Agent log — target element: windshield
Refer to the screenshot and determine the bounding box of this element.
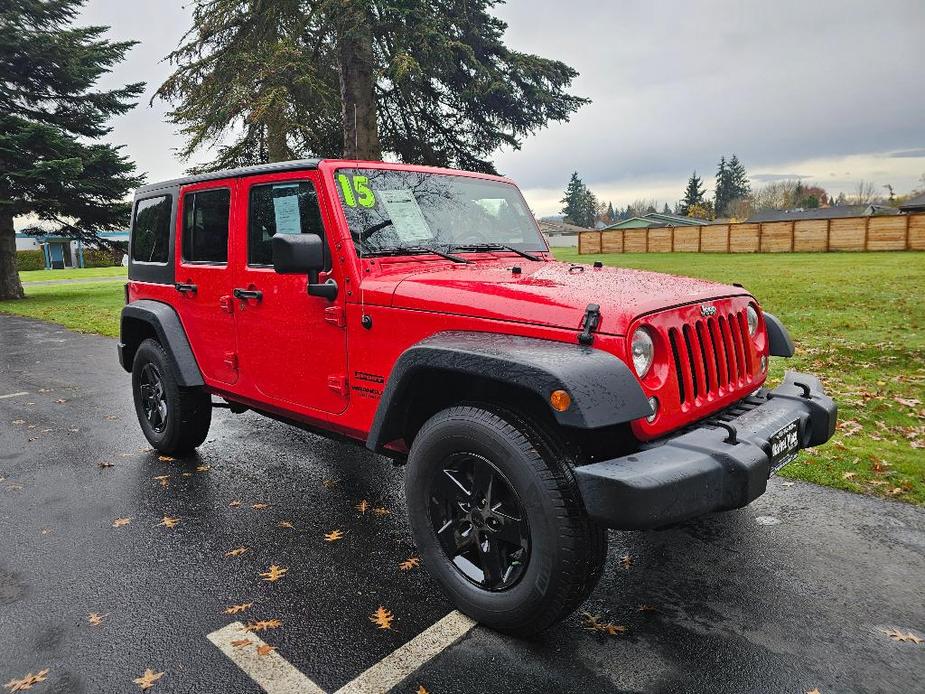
[334,167,546,256]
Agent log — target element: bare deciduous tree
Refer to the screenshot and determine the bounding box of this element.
[853,180,878,205]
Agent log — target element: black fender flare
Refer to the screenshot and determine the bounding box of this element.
[764,312,795,357]
[366,331,651,451]
[118,300,204,387]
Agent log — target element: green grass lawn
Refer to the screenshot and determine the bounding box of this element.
[554,249,925,505]
[2,251,923,504]
[19,266,127,282]
[0,280,123,336]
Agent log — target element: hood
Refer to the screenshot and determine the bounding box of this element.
[370,259,751,336]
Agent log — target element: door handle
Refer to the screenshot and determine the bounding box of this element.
[233,288,263,301]
[175,282,197,294]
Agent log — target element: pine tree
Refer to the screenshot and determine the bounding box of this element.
[727,154,751,200]
[606,201,615,224]
[560,173,587,226]
[157,0,589,173]
[713,156,733,217]
[679,172,706,216]
[0,0,143,300]
[662,203,671,215]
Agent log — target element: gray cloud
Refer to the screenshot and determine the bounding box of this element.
[750,174,811,183]
[888,148,925,158]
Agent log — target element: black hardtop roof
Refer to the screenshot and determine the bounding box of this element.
[134,158,321,195]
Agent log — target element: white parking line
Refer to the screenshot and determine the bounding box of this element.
[0,391,29,400]
[207,611,476,694]
[335,611,476,694]
[207,621,326,694]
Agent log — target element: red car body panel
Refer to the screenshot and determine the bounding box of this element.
[128,159,770,448]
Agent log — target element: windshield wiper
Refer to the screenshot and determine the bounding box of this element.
[449,243,542,262]
[364,245,470,264]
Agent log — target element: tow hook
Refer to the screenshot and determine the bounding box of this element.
[578,304,601,346]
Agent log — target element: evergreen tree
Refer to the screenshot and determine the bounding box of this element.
[157,0,589,173]
[727,153,751,199]
[606,201,615,224]
[662,203,671,215]
[679,171,706,216]
[560,172,587,226]
[0,0,143,300]
[713,156,733,217]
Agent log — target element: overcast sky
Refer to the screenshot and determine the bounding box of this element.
[78,0,925,217]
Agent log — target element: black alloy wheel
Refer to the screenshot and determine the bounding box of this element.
[429,452,530,591]
[138,363,168,433]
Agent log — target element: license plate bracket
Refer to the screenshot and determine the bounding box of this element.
[769,419,800,474]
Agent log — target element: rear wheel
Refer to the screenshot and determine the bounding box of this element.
[404,405,607,635]
[131,338,211,455]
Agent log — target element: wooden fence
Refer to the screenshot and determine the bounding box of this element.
[577,213,925,255]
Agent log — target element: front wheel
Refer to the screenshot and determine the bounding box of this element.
[404,406,607,635]
[131,338,211,455]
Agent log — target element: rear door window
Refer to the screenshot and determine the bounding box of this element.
[181,188,231,263]
[131,195,172,263]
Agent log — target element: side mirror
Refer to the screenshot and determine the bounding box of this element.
[272,233,324,275]
[271,233,338,301]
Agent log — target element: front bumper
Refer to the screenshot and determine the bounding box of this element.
[575,371,837,530]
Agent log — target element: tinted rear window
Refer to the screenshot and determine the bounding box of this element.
[131,195,172,263]
[182,188,230,263]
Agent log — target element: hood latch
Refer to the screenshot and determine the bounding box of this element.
[578,303,601,346]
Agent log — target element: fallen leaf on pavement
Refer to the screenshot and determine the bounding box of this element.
[229,500,241,507]
[620,554,634,568]
[355,500,369,514]
[259,565,288,582]
[133,669,164,690]
[256,645,276,656]
[322,479,336,489]
[581,612,627,636]
[156,516,180,529]
[224,602,254,615]
[54,399,66,404]
[242,619,282,632]
[369,606,395,630]
[195,465,210,472]
[806,689,821,694]
[324,529,345,542]
[4,668,49,691]
[153,475,169,488]
[88,612,108,626]
[112,517,131,528]
[251,503,269,510]
[230,639,251,648]
[882,627,924,643]
[399,556,420,571]
[98,461,115,469]
[224,547,249,558]
[157,455,174,462]
[277,521,294,529]
[12,420,25,425]
[638,604,657,613]
[417,687,428,694]
[373,506,391,517]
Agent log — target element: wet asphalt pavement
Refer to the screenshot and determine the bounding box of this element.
[1,313,923,694]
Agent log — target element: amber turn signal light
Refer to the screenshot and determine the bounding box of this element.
[549,389,572,412]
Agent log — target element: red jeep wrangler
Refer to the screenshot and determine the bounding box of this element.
[119,159,836,634]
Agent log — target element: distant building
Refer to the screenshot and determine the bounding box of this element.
[746,204,900,223]
[15,230,129,269]
[537,219,591,247]
[899,193,925,214]
[604,212,709,230]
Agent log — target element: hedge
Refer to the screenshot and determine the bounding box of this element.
[16,250,45,271]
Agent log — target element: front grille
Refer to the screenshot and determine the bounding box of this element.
[667,309,754,406]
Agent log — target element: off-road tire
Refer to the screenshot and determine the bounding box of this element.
[131,338,211,455]
[404,405,607,635]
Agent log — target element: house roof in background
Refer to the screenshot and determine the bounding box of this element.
[537,219,592,235]
[604,212,709,230]
[747,205,900,222]
[899,192,925,211]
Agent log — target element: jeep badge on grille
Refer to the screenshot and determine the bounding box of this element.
[700,304,717,317]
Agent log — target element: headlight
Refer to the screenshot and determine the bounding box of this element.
[746,305,759,336]
[631,327,654,378]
